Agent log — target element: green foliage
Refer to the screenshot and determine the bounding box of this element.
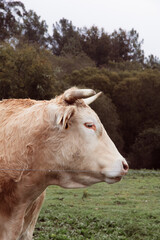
[65,67,113,94]
[0,43,55,99]
[107,60,143,71]
[51,54,95,85]
[112,70,160,152]
[80,26,111,66]
[131,126,160,169]
[34,172,160,239]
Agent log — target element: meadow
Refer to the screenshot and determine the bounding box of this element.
[34,170,160,240]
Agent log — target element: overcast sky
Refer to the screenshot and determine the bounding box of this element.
[22,0,160,58]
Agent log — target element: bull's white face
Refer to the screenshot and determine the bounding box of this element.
[47,101,128,189]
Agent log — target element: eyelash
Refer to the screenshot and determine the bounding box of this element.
[84,123,96,131]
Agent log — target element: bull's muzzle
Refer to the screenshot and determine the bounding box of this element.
[122,159,129,175]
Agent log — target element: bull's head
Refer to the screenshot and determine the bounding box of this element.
[46,88,128,188]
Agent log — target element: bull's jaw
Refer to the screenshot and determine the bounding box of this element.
[55,172,122,188]
[47,171,103,189]
[104,176,122,184]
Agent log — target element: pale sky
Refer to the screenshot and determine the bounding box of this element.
[22,0,160,58]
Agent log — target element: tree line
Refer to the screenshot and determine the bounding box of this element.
[0,0,160,169]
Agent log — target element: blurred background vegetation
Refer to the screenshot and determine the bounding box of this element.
[0,0,160,169]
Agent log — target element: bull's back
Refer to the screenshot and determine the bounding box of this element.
[0,99,37,124]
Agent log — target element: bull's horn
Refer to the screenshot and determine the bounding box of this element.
[64,89,96,104]
[83,92,102,105]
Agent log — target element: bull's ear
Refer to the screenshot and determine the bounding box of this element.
[56,106,75,129]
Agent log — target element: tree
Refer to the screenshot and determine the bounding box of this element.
[52,18,81,56]
[110,28,144,63]
[22,10,51,47]
[0,0,26,41]
[51,19,145,66]
[79,26,144,66]
[80,26,111,66]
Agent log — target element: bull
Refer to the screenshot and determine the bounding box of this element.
[0,87,128,239]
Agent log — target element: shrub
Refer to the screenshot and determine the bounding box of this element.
[130,126,160,169]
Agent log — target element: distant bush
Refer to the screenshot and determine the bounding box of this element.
[112,70,160,153]
[130,126,160,169]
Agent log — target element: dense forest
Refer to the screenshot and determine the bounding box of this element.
[0,0,160,169]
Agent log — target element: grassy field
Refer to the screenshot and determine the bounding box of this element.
[34,170,160,240]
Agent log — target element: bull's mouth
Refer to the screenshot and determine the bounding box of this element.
[105,176,122,184]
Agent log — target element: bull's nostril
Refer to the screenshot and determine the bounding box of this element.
[122,161,129,172]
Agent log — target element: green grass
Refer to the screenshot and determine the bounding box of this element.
[34,170,160,240]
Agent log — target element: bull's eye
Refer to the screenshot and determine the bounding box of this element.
[84,122,96,131]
